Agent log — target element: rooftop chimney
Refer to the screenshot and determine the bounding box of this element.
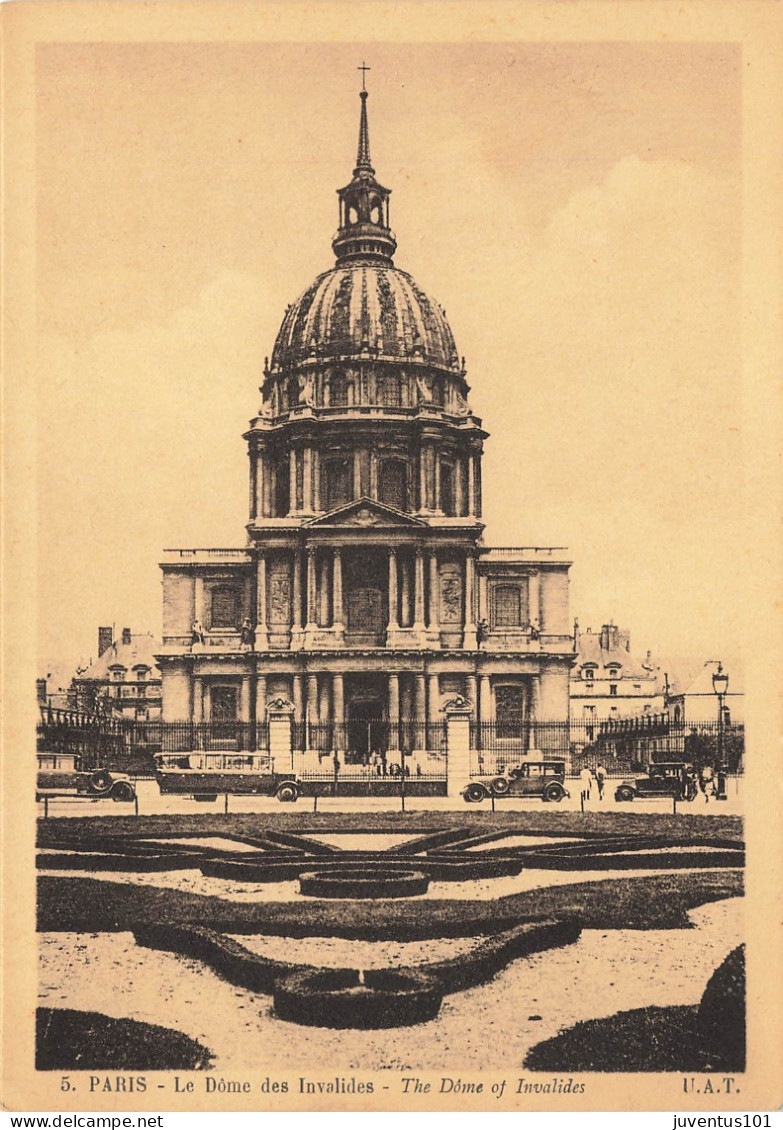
[36,677,47,704]
[121,628,132,646]
[98,627,113,657]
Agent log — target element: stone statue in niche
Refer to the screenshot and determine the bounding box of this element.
[454,389,470,415]
[416,373,433,403]
[440,572,462,623]
[298,372,316,407]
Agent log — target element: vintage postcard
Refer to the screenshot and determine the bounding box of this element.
[2,0,782,1116]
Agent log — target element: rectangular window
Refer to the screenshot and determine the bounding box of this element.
[492,585,522,628]
[496,685,525,739]
[610,684,618,696]
[211,586,239,628]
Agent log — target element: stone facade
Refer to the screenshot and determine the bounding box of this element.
[157,87,574,758]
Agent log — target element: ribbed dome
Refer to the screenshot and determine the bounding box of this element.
[271,263,460,374]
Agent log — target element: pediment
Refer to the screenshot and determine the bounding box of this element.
[305,497,426,529]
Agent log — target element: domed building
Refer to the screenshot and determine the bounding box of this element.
[157,85,574,789]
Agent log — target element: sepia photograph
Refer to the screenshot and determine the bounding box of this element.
[2,0,782,1116]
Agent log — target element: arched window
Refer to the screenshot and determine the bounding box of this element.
[330,372,348,407]
[377,372,401,406]
[286,376,298,410]
[492,585,522,628]
[211,586,239,629]
[324,459,352,510]
[378,460,408,510]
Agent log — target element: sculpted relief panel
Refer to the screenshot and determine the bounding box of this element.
[439,565,463,624]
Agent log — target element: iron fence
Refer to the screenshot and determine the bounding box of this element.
[36,707,745,782]
[469,718,745,777]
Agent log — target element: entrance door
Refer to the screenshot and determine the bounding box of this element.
[346,698,387,763]
[210,685,239,748]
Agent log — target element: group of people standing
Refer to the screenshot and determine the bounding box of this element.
[579,764,608,800]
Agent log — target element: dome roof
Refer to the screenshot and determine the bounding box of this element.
[271,262,460,374]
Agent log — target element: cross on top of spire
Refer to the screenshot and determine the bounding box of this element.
[355,66,373,173]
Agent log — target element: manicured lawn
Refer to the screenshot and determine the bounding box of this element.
[38,869,743,936]
[37,808,742,845]
[524,1003,744,1072]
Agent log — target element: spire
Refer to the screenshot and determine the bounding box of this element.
[332,73,397,266]
[355,89,373,173]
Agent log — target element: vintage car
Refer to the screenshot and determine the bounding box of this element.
[36,753,136,802]
[153,751,301,802]
[462,759,570,803]
[614,761,698,802]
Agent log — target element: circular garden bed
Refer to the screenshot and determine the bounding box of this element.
[298,868,430,899]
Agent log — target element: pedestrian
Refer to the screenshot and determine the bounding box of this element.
[595,764,607,801]
[700,764,714,804]
[579,765,593,802]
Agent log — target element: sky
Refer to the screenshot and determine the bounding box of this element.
[34,41,744,674]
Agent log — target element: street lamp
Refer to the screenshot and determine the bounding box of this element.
[711,663,729,770]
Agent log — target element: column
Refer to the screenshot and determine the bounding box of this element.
[400,554,411,628]
[318,555,330,627]
[370,450,378,499]
[479,675,492,724]
[434,453,441,512]
[292,675,304,723]
[289,448,298,513]
[419,448,427,510]
[388,549,399,630]
[478,573,489,625]
[333,673,344,730]
[413,550,425,630]
[353,450,362,498]
[305,547,317,631]
[256,674,267,749]
[255,552,268,648]
[307,674,319,748]
[249,451,257,519]
[240,675,252,732]
[428,552,439,631]
[428,674,440,723]
[303,446,313,511]
[194,675,205,723]
[466,674,477,719]
[415,675,427,752]
[312,449,321,511]
[388,674,400,750]
[455,456,465,516]
[467,455,476,517]
[528,675,541,753]
[332,549,344,632]
[464,553,476,642]
[263,458,274,518]
[254,452,265,519]
[292,551,303,632]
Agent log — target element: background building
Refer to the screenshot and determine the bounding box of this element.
[570,621,665,732]
[157,86,574,768]
[69,627,162,722]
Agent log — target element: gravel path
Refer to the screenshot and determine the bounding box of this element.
[37,864,723,903]
[38,897,743,1072]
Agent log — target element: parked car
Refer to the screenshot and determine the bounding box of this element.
[614,762,698,803]
[153,751,301,802]
[36,753,136,802]
[462,759,570,803]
